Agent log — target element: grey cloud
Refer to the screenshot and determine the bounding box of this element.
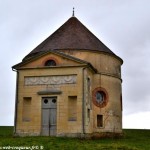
[0,0,150,128]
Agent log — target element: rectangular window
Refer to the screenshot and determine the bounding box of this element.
[22,97,31,122]
[87,77,92,109]
[97,115,103,127]
[87,77,90,105]
[87,109,90,122]
[68,96,77,121]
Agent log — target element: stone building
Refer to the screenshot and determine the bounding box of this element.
[12,14,123,137]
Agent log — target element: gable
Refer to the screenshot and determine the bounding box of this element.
[12,50,90,69]
[23,53,82,68]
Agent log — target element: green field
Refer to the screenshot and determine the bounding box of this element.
[0,126,150,150]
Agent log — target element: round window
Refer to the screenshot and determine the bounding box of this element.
[44,99,48,104]
[52,99,56,103]
[45,60,56,66]
[92,87,108,108]
[96,91,104,104]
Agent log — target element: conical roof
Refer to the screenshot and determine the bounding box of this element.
[24,16,115,60]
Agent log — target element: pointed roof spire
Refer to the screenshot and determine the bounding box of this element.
[23,16,115,60]
[72,7,75,17]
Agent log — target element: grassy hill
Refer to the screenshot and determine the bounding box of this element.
[0,126,150,150]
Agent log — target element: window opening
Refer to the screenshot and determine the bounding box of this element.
[87,109,90,123]
[45,60,56,66]
[96,91,104,104]
[97,115,103,127]
[44,99,48,104]
[92,87,108,108]
[52,99,56,103]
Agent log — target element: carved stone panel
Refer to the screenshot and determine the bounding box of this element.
[24,75,77,86]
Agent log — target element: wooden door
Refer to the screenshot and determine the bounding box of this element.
[41,97,57,136]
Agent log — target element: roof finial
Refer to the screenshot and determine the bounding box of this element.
[72,7,75,17]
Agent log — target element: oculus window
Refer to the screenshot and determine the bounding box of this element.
[96,91,104,104]
[92,87,108,108]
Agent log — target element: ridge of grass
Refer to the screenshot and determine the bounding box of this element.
[0,126,150,150]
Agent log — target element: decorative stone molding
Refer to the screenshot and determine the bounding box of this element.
[24,75,77,86]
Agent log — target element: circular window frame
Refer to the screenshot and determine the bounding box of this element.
[92,87,108,108]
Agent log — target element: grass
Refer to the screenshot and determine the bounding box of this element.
[0,126,150,150]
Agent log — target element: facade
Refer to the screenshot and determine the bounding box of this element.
[12,15,123,137]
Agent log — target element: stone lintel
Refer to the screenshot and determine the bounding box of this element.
[37,89,62,95]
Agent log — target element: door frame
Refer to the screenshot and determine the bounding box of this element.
[41,96,57,136]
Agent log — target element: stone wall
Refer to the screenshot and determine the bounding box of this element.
[14,50,123,136]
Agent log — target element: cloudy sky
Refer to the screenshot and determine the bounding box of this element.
[0,0,150,129]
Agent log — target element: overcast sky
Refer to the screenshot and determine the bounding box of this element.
[0,0,150,129]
